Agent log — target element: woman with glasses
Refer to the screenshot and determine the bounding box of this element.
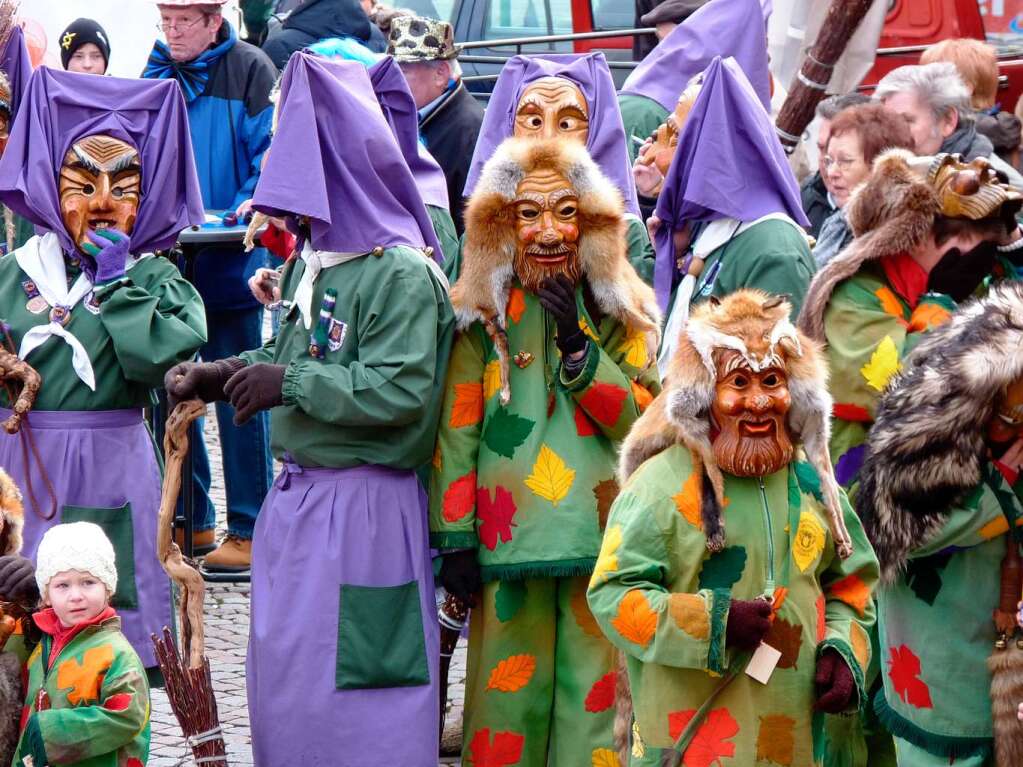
[814,103,914,267]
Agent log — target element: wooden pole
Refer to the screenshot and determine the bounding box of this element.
[774,0,875,153]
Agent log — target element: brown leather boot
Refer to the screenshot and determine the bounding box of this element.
[203,535,252,571]
[173,528,216,555]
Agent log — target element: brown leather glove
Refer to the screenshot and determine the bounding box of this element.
[163,357,245,410]
[224,363,286,426]
[815,647,856,713]
[725,598,772,651]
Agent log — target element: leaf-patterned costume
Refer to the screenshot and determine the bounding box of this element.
[430,283,659,765]
[12,610,149,767]
[587,446,879,765]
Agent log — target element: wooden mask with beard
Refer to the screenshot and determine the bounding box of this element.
[58,134,141,255]
[512,167,582,293]
[710,348,795,478]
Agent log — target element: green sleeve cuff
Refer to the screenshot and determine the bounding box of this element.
[21,711,48,766]
[558,342,600,393]
[280,359,306,406]
[819,636,867,714]
[707,588,731,674]
[430,531,478,550]
[92,275,131,300]
[917,292,957,313]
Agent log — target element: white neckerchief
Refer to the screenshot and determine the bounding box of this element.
[16,233,96,390]
[656,213,808,378]
[294,241,451,329]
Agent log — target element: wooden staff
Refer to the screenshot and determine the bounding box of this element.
[774,0,875,153]
[153,400,228,766]
[0,346,39,436]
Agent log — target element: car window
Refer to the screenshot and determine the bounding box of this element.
[979,0,1023,56]
[591,0,633,30]
[403,0,458,22]
[484,0,573,50]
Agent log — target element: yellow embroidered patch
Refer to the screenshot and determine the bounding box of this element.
[632,721,645,758]
[591,748,621,767]
[861,335,901,392]
[792,511,826,572]
[524,444,575,506]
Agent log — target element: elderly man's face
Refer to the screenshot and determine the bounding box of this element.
[397,60,450,109]
[881,90,956,156]
[157,5,221,63]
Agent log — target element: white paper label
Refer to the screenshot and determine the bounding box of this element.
[745,641,782,684]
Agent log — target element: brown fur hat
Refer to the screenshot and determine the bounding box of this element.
[0,469,22,558]
[453,137,661,404]
[798,149,941,341]
[620,289,853,557]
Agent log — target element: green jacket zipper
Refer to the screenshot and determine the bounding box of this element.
[758,476,776,601]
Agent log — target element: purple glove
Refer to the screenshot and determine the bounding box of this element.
[81,228,131,284]
[815,648,856,713]
[224,363,286,425]
[725,598,773,651]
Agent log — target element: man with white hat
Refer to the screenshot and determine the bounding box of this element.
[143,1,278,570]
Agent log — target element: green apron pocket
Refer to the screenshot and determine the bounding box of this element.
[336,580,429,690]
[60,504,138,610]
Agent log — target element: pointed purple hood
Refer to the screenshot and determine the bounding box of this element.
[463,52,640,216]
[0,26,31,118]
[653,56,808,311]
[621,0,771,113]
[0,67,204,256]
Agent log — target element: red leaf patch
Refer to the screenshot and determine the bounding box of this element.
[478,486,518,551]
[584,671,616,713]
[574,404,598,437]
[442,471,476,523]
[467,728,525,767]
[579,382,628,427]
[887,644,933,709]
[102,693,132,711]
[667,708,740,767]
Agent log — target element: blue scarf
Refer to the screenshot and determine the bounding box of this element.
[143,22,237,103]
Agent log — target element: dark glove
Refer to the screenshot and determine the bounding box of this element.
[537,275,587,357]
[224,363,286,426]
[438,549,481,607]
[0,555,38,607]
[926,242,998,302]
[164,357,245,411]
[725,598,772,651]
[815,647,856,713]
[81,228,131,283]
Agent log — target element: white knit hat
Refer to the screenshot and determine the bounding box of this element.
[35,522,117,596]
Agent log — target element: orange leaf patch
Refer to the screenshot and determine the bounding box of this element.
[827,573,871,617]
[570,583,603,639]
[908,302,952,333]
[56,643,114,705]
[506,288,526,325]
[486,653,537,692]
[672,472,702,528]
[631,379,654,412]
[442,471,476,522]
[815,594,826,643]
[667,707,739,767]
[611,590,657,647]
[873,286,908,325]
[584,671,616,713]
[450,383,484,428]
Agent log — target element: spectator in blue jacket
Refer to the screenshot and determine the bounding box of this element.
[262,0,386,70]
[144,0,276,570]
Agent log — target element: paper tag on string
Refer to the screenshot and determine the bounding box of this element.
[745,642,782,684]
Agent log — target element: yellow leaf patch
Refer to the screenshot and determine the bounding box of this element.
[591,525,621,586]
[792,511,826,573]
[524,444,575,506]
[486,653,536,692]
[860,335,901,392]
[617,326,648,368]
[632,721,645,758]
[611,590,657,647]
[669,593,709,639]
[592,748,621,767]
[483,360,502,401]
[850,622,871,670]
[579,317,600,342]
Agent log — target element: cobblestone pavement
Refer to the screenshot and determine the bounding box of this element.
[148,410,467,766]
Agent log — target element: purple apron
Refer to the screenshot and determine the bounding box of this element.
[0,407,171,669]
[248,461,440,765]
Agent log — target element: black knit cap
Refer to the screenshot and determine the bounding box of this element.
[58,18,111,71]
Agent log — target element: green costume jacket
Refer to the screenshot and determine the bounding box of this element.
[14,614,150,767]
[875,467,1023,761]
[427,204,461,281]
[429,283,660,581]
[618,93,669,164]
[821,262,955,489]
[587,445,879,759]
[239,246,454,469]
[0,238,207,412]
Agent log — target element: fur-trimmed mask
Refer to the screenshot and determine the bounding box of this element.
[454,137,661,404]
[620,289,853,558]
[0,469,23,558]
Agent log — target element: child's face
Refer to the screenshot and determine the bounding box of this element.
[46,570,109,628]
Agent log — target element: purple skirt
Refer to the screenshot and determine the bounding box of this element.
[0,408,171,668]
[248,462,440,765]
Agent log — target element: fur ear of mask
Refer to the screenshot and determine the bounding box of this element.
[0,469,23,558]
[453,137,661,404]
[798,148,940,342]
